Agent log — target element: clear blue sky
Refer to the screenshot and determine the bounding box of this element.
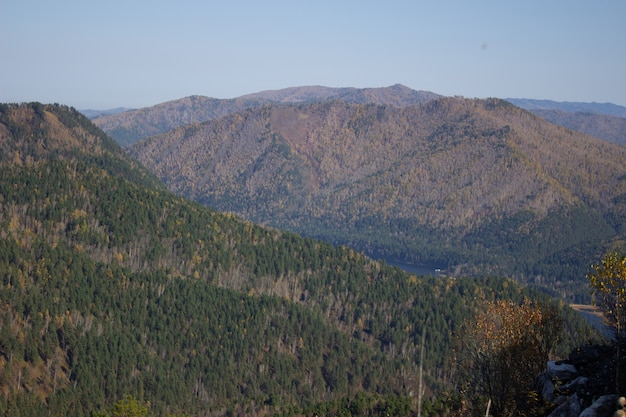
[2,1,625,109]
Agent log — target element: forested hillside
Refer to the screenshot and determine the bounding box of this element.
[129,98,626,302]
[91,85,439,145]
[0,103,596,416]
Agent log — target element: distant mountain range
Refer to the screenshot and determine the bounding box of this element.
[79,107,133,119]
[506,98,626,117]
[127,96,626,301]
[88,87,626,147]
[88,85,440,146]
[507,98,626,145]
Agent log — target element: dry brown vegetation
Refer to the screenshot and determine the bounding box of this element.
[128,97,626,299]
[92,85,440,146]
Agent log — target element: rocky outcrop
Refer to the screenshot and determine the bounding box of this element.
[549,394,582,417]
[536,345,625,417]
[579,396,618,417]
[547,360,579,380]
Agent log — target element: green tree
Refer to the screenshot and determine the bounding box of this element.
[586,251,626,341]
[586,250,626,393]
[93,395,150,417]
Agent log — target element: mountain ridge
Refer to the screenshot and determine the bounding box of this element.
[79,107,133,119]
[91,85,441,145]
[89,87,625,147]
[237,83,441,105]
[506,98,626,145]
[506,98,626,117]
[519,108,626,145]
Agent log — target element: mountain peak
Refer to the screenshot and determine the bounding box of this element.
[0,102,162,188]
[1,103,110,162]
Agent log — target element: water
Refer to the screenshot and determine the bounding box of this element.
[383,259,444,276]
[570,304,614,340]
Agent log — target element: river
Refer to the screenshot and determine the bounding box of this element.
[383,259,444,276]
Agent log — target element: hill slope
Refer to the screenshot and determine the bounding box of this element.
[92,85,440,145]
[1,103,595,416]
[129,98,626,301]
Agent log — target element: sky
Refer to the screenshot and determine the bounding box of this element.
[2,1,625,109]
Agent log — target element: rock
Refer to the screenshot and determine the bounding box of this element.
[561,377,590,395]
[537,372,557,402]
[579,395,617,417]
[548,360,578,381]
[554,395,569,406]
[548,393,582,417]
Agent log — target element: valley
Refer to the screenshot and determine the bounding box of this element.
[0,91,623,416]
[115,92,626,302]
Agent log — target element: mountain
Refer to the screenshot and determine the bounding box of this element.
[1,102,594,416]
[128,97,626,302]
[521,109,626,146]
[506,98,626,118]
[507,98,626,145]
[91,85,440,146]
[79,107,134,119]
[237,84,441,106]
[89,91,626,149]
